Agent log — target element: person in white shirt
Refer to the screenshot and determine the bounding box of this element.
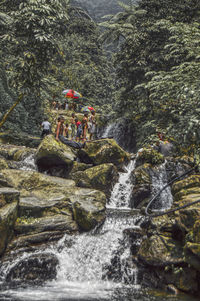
[41,119,51,138]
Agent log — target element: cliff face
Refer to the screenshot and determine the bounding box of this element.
[71,0,137,21]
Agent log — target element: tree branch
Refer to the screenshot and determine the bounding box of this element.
[0,93,24,129]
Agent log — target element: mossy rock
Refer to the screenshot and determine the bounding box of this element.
[1,169,76,200]
[184,242,200,271]
[172,175,200,196]
[13,148,36,161]
[0,144,23,160]
[35,134,76,175]
[74,163,118,197]
[73,191,106,231]
[14,214,78,236]
[192,219,200,243]
[178,210,200,233]
[0,202,18,256]
[138,235,184,267]
[0,157,8,169]
[174,187,200,202]
[135,147,164,167]
[78,138,130,168]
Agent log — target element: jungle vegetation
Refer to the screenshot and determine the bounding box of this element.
[0,0,200,158]
[0,0,112,129]
[100,0,200,154]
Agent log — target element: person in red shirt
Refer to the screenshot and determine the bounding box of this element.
[75,118,83,142]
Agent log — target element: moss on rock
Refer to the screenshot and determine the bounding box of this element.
[136,147,164,167]
[74,163,118,197]
[35,134,76,175]
[78,138,130,168]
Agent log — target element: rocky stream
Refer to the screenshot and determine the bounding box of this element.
[0,131,200,301]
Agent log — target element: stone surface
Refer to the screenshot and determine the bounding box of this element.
[0,202,18,256]
[138,235,184,267]
[72,163,118,197]
[78,138,130,168]
[15,214,78,235]
[5,253,59,286]
[135,147,164,167]
[35,134,77,176]
[72,190,106,231]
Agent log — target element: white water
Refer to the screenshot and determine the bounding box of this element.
[0,157,142,301]
[19,153,37,171]
[0,153,175,301]
[151,161,173,211]
[109,160,136,209]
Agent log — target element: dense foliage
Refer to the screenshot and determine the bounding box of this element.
[100,0,200,154]
[0,0,112,131]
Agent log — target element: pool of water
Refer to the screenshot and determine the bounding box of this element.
[0,286,198,301]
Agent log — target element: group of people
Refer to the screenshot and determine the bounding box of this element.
[51,100,83,113]
[55,111,96,142]
[41,110,97,147]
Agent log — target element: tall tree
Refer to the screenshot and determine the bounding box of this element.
[0,0,69,128]
[100,0,200,151]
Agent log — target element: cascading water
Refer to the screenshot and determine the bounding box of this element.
[0,158,142,301]
[0,154,185,301]
[109,160,136,209]
[150,161,173,211]
[19,153,37,171]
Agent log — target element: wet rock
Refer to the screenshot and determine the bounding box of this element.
[72,163,118,197]
[1,169,76,200]
[0,187,20,207]
[129,164,152,209]
[73,190,106,231]
[35,134,77,177]
[172,175,200,196]
[8,231,65,251]
[5,253,59,286]
[78,138,130,168]
[135,147,164,167]
[138,235,184,267]
[0,202,18,256]
[15,214,78,235]
[0,157,8,169]
[19,196,72,218]
[184,242,200,271]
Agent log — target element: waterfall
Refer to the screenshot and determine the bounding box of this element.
[0,156,143,301]
[109,160,136,209]
[150,161,173,211]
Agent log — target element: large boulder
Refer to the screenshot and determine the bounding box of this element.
[72,189,106,231]
[1,169,76,200]
[138,235,184,267]
[129,164,151,209]
[78,138,130,168]
[71,163,118,197]
[0,143,35,161]
[1,169,107,239]
[135,147,164,167]
[15,214,78,236]
[5,253,59,286]
[35,134,77,177]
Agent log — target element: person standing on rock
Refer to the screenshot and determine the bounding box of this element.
[75,118,83,142]
[88,111,96,141]
[55,116,65,141]
[82,113,89,141]
[56,116,85,149]
[41,118,51,138]
[70,113,76,140]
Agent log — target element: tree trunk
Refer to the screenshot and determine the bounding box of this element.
[0,93,24,129]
